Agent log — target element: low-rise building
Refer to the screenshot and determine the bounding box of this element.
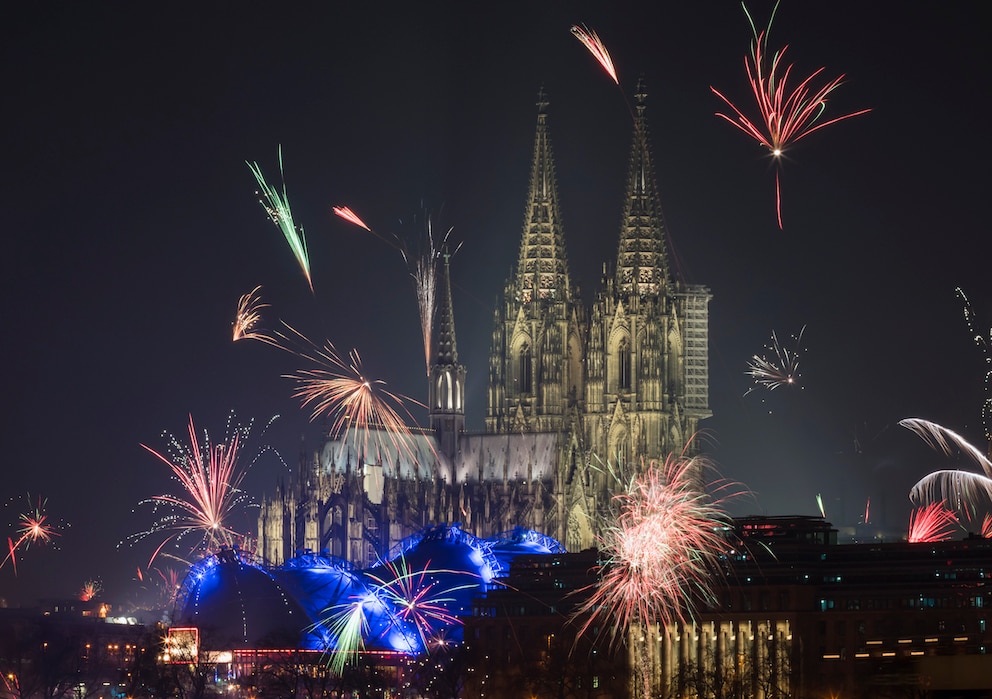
[464,516,992,699]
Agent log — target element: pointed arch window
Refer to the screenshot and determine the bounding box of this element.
[618,338,631,390]
[518,343,533,394]
[435,371,453,410]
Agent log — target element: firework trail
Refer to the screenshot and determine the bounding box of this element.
[2,494,62,574]
[332,205,372,232]
[744,326,806,395]
[365,554,478,653]
[232,285,275,343]
[79,578,102,602]
[155,566,183,606]
[333,204,459,376]
[901,418,992,514]
[136,565,184,607]
[955,287,992,452]
[321,595,375,674]
[570,24,619,85]
[572,448,740,651]
[711,2,870,228]
[247,145,313,291]
[123,414,275,567]
[908,502,959,543]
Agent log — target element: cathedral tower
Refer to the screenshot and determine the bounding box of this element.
[585,83,712,464]
[258,87,713,568]
[486,89,585,435]
[429,251,466,461]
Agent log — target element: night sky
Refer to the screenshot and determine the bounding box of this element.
[2,3,989,606]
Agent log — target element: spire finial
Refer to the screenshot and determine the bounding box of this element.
[536,85,549,114]
[635,76,647,110]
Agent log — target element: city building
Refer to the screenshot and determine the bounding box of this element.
[461,516,992,698]
[257,83,712,569]
[463,548,630,699]
[0,602,151,699]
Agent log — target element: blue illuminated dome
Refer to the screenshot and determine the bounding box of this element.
[175,547,322,649]
[174,526,564,653]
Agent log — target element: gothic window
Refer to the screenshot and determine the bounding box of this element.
[618,338,631,390]
[616,436,629,467]
[435,371,455,410]
[519,343,533,393]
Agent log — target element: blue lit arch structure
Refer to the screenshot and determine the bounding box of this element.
[174,547,325,649]
[174,525,564,654]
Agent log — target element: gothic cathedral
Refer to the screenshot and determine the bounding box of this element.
[257,85,711,568]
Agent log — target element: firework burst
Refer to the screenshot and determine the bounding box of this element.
[247,145,313,291]
[246,322,427,464]
[570,24,619,85]
[907,502,959,543]
[290,344,425,462]
[366,554,477,653]
[123,413,276,567]
[711,2,870,227]
[901,418,992,516]
[2,494,62,574]
[572,449,739,650]
[333,205,459,376]
[79,578,103,602]
[745,326,806,395]
[232,285,273,343]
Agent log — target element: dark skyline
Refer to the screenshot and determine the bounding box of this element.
[2,2,989,605]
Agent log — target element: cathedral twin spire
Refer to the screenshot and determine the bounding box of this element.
[513,82,672,303]
[614,82,672,297]
[514,87,572,305]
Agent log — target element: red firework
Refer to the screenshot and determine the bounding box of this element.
[79,578,102,602]
[907,502,958,543]
[570,24,619,85]
[711,5,870,228]
[332,205,372,232]
[2,495,61,574]
[125,415,259,567]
